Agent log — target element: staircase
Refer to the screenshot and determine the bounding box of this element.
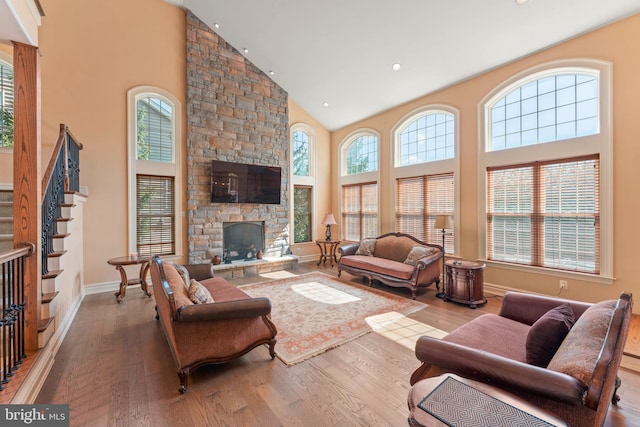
[0,190,12,252]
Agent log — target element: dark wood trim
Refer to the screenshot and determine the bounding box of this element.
[12,41,41,353]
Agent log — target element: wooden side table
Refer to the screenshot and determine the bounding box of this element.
[107,255,152,303]
[444,260,486,308]
[315,240,340,267]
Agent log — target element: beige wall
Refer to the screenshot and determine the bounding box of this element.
[288,100,332,258]
[38,0,186,285]
[331,13,640,306]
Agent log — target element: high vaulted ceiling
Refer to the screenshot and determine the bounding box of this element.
[180,1,639,131]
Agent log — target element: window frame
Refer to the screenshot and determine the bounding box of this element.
[394,108,456,167]
[0,53,14,151]
[290,123,316,242]
[292,185,313,244]
[478,59,613,283]
[127,86,182,260]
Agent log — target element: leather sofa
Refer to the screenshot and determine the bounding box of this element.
[337,232,443,299]
[410,291,633,427]
[149,256,278,393]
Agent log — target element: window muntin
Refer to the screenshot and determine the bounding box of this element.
[489,72,598,151]
[396,173,454,253]
[292,130,310,176]
[398,112,454,166]
[136,175,176,257]
[487,156,599,274]
[136,96,173,162]
[0,60,14,148]
[342,182,378,241]
[345,134,378,175]
[293,185,312,243]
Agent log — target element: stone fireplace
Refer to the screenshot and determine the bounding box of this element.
[185,12,290,264]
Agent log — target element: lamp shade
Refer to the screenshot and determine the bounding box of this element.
[434,215,453,230]
[321,213,337,225]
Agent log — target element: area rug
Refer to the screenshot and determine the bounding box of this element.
[240,272,426,365]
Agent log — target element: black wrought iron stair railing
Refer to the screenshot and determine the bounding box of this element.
[41,124,83,276]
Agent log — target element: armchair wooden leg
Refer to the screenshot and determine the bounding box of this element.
[612,376,622,404]
[268,338,277,359]
[178,371,188,394]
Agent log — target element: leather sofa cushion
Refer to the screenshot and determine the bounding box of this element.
[340,255,414,280]
[201,277,253,303]
[526,303,575,367]
[442,313,530,362]
[374,235,422,263]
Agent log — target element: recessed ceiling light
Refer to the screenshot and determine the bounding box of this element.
[392,63,402,71]
[269,70,275,76]
[214,23,220,29]
[323,102,329,107]
[243,48,249,53]
[515,0,530,5]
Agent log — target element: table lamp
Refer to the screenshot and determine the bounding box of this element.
[321,213,337,241]
[434,215,452,298]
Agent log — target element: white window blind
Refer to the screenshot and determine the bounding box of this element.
[487,155,599,273]
[136,97,173,162]
[136,175,176,257]
[342,182,378,241]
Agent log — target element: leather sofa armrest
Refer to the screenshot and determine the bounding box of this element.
[415,250,443,267]
[413,336,586,403]
[339,244,359,256]
[176,297,272,322]
[499,291,592,325]
[181,263,215,282]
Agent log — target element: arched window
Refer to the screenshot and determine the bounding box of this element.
[396,111,454,166]
[345,134,378,175]
[339,131,380,241]
[479,60,612,279]
[127,86,182,258]
[0,59,14,148]
[290,123,315,243]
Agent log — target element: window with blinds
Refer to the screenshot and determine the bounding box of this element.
[487,155,599,273]
[136,175,175,257]
[136,97,173,162]
[342,182,378,241]
[396,173,454,252]
[0,60,14,148]
[293,185,312,243]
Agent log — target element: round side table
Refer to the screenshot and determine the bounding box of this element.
[107,255,152,303]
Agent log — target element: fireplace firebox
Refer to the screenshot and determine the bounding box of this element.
[222,221,265,263]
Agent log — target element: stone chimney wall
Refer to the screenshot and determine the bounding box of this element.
[186,11,289,263]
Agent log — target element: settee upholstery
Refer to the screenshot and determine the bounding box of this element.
[337,232,443,299]
[149,256,278,393]
[410,291,633,427]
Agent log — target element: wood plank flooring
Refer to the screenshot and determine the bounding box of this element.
[35,262,640,426]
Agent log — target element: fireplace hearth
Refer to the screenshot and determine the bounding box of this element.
[223,221,265,263]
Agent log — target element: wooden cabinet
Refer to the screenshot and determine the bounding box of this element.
[445,260,486,308]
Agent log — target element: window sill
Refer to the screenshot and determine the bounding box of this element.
[480,259,615,286]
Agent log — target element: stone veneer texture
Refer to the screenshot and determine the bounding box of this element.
[186,11,290,263]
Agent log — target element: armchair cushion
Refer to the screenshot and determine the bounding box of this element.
[404,246,438,266]
[188,279,214,304]
[526,303,575,367]
[165,263,192,308]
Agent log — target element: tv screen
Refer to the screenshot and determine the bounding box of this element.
[211,160,281,204]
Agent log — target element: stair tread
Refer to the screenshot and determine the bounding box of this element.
[53,233,71,239]
[57,217,74,222]
[61,203,76,208]
[42,291,59,304]
[43,269,63,279]
[38,317,54,333]
[48,250,67,258]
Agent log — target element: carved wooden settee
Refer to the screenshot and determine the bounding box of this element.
[149,256,277,393]
[337,232,443,299]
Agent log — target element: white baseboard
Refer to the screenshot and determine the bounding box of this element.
[84,280,123,295]
[12,291,85,403]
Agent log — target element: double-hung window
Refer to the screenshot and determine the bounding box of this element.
[480,60,612,277]
[0,59,14,148]
[128,86,182,258]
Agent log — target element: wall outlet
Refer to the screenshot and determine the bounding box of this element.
[559,280,568,290]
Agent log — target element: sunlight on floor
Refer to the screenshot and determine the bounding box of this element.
[291,282,361,304]
[260,270,300,279]
[366,311,448,350]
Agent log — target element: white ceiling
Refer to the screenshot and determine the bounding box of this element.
[180,1,637,130]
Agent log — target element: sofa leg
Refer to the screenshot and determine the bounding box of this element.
[337,269,342,277]
[612,376,622,404]
[411,289,417,300]
[268,338,277,359]
[178,371,188,394]
[155,305,159,320]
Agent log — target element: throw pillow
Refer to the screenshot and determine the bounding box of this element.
[526,303,575,367]
[404,246,437,266]
[356,238,376,256]
[188,279,214,304]
[163,263,192,308]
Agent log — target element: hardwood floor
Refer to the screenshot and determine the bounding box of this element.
[35,262,640,426]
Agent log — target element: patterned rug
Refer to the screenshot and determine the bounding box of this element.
[240,272,426,365]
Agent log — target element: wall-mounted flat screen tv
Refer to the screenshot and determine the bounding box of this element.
[211,160,281,204]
